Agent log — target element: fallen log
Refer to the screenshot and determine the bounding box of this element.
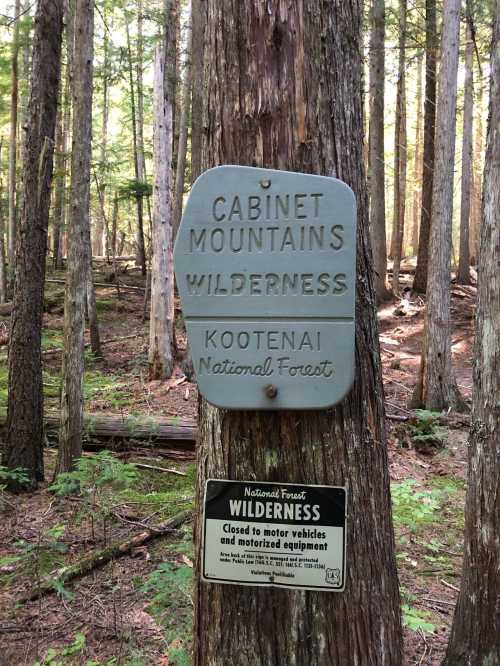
[0,411,197,450]
[20,508,192,603]
[46,278,145,292]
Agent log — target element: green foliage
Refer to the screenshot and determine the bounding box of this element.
[34,632,87,665]
[401,604,436,633]
[141,561,193,663]
[118,178,151,200]
[0,465,29,488]
[50,451,138,540]
[409,410,447,449]
[391,480,440,531]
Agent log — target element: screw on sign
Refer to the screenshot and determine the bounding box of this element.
[174,165,357,410]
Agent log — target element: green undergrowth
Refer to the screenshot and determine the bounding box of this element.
[393,474,465,606]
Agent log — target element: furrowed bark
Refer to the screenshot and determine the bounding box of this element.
[194,2,403,664]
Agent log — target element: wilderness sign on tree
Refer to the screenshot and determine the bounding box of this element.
[174,165,356,410]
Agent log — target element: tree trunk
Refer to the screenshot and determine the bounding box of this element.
[0,140,7,303]
[136,0,147,261]
[443,3,500,660]
[369,0,390,302]
[411,0,464,412]
[457,17,474,285]
[194,2,403,664]
[126,22,146,277]
[52,63,68,272]
[391,0,407,293]
[7,0,21,286]
[470,80,483,265]
[4,0,64,488]
[413,0,438,293]
[58,0,94,473]
[411,53,423,254]
[173,0,192,238]
[148,39,175,380]
[94,19,109,258]
[190,0,204,184]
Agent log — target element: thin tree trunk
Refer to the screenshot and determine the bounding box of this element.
[369,0,390,302]
[136,0,147,259]
[443,3,500,660]
[190,0,204,184]
[125,22,146,277]
[470,64,483,266]
[411,0,464,412]
[411,53,424,254]
[7,0,21,286]
[457,12,474,285]
[0,140,7,303]
[111,190,118,258]
[94,20,109,257]
[58,0,94,473]
[392,0,407,293]
[52,63,68,272]
[173,0,192,238]
[413,0,438,293]
[148,41,175,380]
[194,2,403,663]
[4,0,64,488]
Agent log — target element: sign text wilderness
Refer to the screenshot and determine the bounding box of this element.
[174,166,357,410]
[202,480,346,591]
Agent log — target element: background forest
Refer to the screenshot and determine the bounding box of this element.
[0,0,498,664]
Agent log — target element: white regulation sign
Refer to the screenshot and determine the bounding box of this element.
[202,479,346,592]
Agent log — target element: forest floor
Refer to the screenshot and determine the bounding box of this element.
[0,263,476,666]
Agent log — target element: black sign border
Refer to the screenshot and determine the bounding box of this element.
[201,478,347,592]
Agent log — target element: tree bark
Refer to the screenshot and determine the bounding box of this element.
[391,0,407,293]
[58,0,94,472]
[126,22,147,277]
[411,53,423,254]
[470,79,483,265]
[7,0,21,286]
[443,3,500,660]
[0,140,7,303]
[369,0,390,302]
[94,17,109,258]
[148,39,175,380]
[411,0,464,412]
[52,53,69,272]
[457,17,474,285]
[190,0,204,184]
[194,2,403,664]
[3,0,64,488]
[413,0,438,293]
[173,0,192,238]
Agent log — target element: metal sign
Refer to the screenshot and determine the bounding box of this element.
[202,479,346,591]
[174,165,356,410]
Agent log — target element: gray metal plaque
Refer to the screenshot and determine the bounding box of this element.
[174,165,356,410]
[202,479,346,591]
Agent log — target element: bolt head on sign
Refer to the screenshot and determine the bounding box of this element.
[174,166,357,410]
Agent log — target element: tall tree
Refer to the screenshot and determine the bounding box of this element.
[413,0,438,292]
[7,0,21,282]
[443,2,500,660]
[391,0,407,293]
[0,141,7,303]
[3,0,64,488]
[470,78,483,264]
[190,0,204,184]
[457,11,474,284]
[411,0,464,411]
[411,53,424,253]
[173,0,192,238]
[52,55,69,271]
[369,0,390,301]
[94,14,110,258]
[148,4,176,381]
[126,21,147,276]
[194,2,403,664]
[58,0,94,472]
